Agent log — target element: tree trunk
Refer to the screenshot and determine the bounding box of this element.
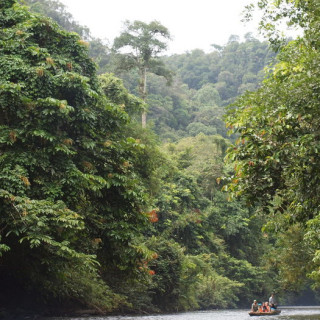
[141,67,147,128]
[142,111,147,128]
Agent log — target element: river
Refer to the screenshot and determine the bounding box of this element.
[50,307,320,320]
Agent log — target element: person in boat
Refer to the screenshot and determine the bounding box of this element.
[269,293,277,309]
[262,302,267,312]
[264,302,271,312]
[251,300,259,312]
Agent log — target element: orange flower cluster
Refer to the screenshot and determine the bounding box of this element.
[138,252,158,276]
[147,209,158,223]
[138,260,156,276]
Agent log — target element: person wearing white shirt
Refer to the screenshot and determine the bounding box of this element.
[269,293,277,309]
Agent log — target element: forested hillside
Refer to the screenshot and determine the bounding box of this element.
[21,0,276,142]
[112,37,275,141]
[0,0,319,317]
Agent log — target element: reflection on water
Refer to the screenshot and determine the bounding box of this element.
[50,307,320,320]
[278,307,320,320]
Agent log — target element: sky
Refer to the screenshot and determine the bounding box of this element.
[60,0,261,54]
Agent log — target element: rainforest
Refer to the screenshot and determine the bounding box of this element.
[1,0,320,317]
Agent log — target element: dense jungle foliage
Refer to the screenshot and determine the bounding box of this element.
[112,36,276,141]
[0,0,319,316]
[225,0,320,296]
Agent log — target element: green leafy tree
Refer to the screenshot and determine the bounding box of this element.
[113,20,173,127]
[193,83,222,107]
[99,73,144,116]
[23,0,112,74]
[21,0,91,38]
[225,0,320,291]
[0,0,153,311]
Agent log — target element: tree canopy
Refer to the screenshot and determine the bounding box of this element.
[225,0,320,291]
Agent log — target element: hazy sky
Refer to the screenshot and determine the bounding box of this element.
[60,0,260,54]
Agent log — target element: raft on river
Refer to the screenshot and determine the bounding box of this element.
[249,310,281,316]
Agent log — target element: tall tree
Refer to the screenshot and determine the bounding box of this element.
[113,20,173,127]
